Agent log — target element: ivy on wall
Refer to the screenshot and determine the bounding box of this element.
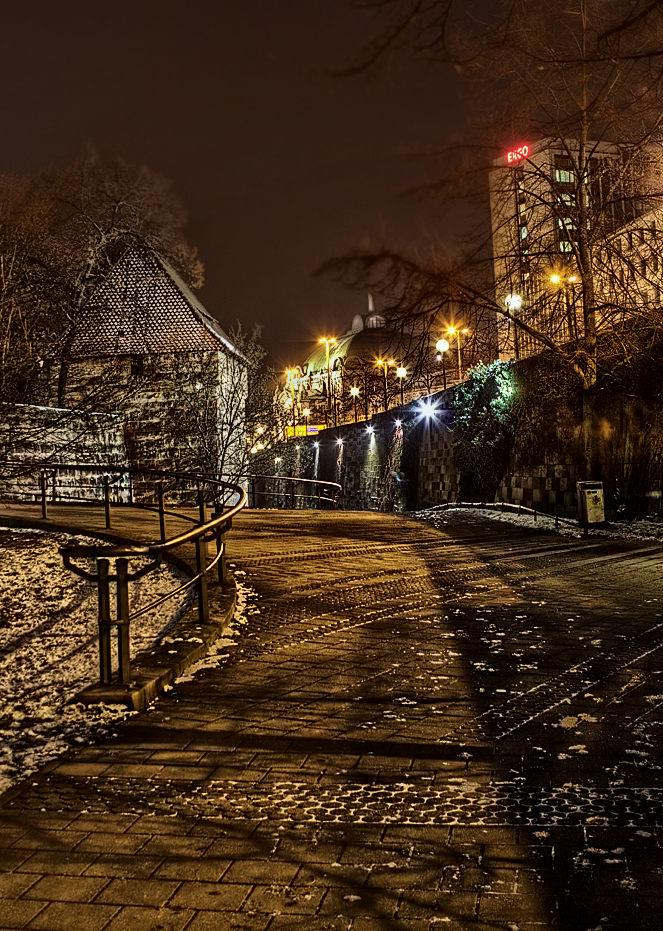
[450,360,519,501]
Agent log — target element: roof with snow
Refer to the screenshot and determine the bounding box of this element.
[70,248,244,361]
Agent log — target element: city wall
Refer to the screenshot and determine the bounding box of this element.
[284,385,662,520]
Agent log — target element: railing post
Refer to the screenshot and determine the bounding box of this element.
[116,557,130,683]
[97,558,112,685]
[215,510,230,588]
[40,470,48,520]
[317,487,321,510]
[196,489,209,624]
[157,480,166,543]
[103,476,111,530]
[290,480,295,509]
[251,479,256,508]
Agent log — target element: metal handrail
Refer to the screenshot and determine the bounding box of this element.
[241,473,342,510]
[426,499,578,529]
[0,460,246,687]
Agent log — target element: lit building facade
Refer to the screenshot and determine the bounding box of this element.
[489,138,657,360]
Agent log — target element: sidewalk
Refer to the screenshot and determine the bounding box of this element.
[1,507,663,930]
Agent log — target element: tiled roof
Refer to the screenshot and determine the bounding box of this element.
[70,248,244,361]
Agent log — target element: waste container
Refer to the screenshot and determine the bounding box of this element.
[576,481,605,524]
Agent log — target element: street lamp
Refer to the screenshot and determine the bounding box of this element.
[435,338,449,390]
[504,294,522,359]
[447,327,469,381]
[549,274,580,342]
[376,358,395,411]
[350,386,360,423]
[396,366,407,406]
[302,407,310,433]
[318,337,336,427]
[285,367,300,436]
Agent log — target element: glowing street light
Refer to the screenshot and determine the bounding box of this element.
[436,338,449,390]
[350,386,360,423]
[396,366,407,406]
[447,327,469,381]
[376,358,395,411]
[285,367,301,436]
[318,337,336,427]
[549,274,580,341]
[302,407,310,433]
[504,294,523,359]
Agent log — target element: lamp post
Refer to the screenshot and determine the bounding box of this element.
[318,337,336,428]
[550,274,579,342]
[285,367,300,436]
[396,366,407,406]
[350,386,359,423]
[376,358,395,411]
[447,327,469,381]
[435,339,449,390]
[504,294,522,359]
[302,407,310,433]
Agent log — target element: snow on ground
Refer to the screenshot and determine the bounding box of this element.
[0,526,193,793]
[414,505,663,543]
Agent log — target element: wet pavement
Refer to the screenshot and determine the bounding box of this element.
[1,508,663,930]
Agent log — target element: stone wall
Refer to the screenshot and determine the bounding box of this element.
[276,379,662,520]
[0,403,125,502]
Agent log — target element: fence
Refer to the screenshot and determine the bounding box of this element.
[1,461,246,687]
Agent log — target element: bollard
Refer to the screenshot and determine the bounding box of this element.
[196,490,209,624]
[157,480,166,542]
[555,515,559,529]
[116,558,130,682]
[534,510,537,521]
[103,476,111,530]
[97,558,113,685]
[291,481,295,509]
[40,470,48,520]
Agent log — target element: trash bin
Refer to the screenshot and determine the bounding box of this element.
[576,481,605,524]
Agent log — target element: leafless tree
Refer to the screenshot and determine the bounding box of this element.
[0,149,204,407]
[325,0,663,477]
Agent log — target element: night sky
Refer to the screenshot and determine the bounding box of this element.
[2,1,464,368]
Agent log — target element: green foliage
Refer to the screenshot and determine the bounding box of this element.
[451,360,518,500]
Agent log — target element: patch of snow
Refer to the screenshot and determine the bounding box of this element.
[0,527,192,793]
[415,506,663,543]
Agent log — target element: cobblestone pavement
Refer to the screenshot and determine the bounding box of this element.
[2,508,663,930]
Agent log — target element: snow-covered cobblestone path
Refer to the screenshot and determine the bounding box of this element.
[2,509,663,930]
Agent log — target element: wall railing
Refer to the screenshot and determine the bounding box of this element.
[0,461,246,686]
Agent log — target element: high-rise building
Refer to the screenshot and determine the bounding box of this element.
[489,138,652,360]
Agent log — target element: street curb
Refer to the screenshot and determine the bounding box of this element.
[0,514,237,711]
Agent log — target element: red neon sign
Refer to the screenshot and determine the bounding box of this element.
[507,145,530,164]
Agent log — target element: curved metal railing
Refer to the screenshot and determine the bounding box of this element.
[0,460,246,686]
[242,473,342,510]
[425,499,578,529]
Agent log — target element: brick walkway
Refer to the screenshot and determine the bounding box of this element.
[2,508,663,930]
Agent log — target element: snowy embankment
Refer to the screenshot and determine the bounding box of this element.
[0,526,194,793]
[415,505,663,543]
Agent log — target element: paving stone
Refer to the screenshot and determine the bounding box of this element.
[0,872,40,898]
[102,906,194,931]
[95,877,180,907]
[82,855,164,879]
[22,874,109,902]
[0,897,46,928]
[166,880,251,911]
[17,851,98,876]
[27,900,119,930]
